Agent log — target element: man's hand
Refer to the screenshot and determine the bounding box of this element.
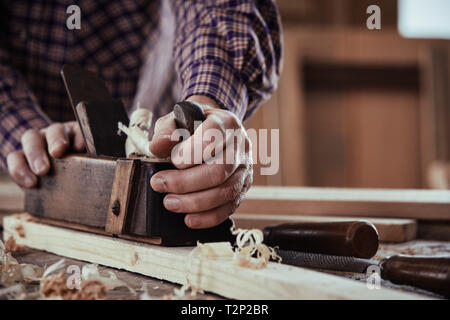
[149,96,253,229]
[7,121,85,188]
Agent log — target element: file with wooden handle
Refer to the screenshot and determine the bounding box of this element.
[277,250,450,298]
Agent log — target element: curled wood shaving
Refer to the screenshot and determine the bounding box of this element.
[40,270,107,300]
[40,262,134,300]
[118,108,156,158]
[81,263,134,294]
[231,227,282,269]
[1,243,136,300]
[1,239,43,286]
[42,259,65,278]
[4,236,27,253]
[169,227,281,299]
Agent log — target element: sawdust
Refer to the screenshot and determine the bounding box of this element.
[40,271,107,300]
[4,237,27,253]
[1,239,136,300]
[1,239,43,287]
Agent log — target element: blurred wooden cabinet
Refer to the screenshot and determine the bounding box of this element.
[245,27,450,188]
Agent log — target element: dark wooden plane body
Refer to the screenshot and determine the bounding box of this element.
[25,155,234,246]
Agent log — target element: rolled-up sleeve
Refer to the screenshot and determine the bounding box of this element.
[172,0,282,120]
[0,62,51,170]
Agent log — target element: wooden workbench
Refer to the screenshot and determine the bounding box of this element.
[1,174,449,299]
[1,226,448,299]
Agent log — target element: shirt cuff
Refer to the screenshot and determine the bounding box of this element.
[180,59,248,120]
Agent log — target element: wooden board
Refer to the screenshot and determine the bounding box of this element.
[233,214,417,243]
[2,214,426,300]
[237,186,450,220]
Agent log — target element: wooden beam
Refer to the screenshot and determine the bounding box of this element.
[237,186,450,220]
[3,214,425,300]
[233,214,417,243]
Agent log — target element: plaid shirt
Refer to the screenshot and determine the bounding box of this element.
[0,0,282,170]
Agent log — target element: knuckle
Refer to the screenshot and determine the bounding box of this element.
[221,182,240,202]
[209,114,226,133]
[9,166,21,177]
[21,128,39,142]
[209,164,227,185]
[226,113,241,129]
[48,122,62,130]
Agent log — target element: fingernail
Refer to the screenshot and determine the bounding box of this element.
[164,197,180,211]
[33,157,48,174]
[17,169,35,187]
[151,176,167,192]
[23,175,35,188]
[187,216,200,228]
[50,139,67,155]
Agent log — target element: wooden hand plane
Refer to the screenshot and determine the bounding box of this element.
[24,65,234,246]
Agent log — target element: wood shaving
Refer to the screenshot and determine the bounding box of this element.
[40,270,107,300]
[231,227,282,269]
[168,227,281,299]
[118,108,155,158]
[81,263,134,293]
[1,241,135,300]
[139,283,158,300]
[1,239,43,286]
[4,236,27,253]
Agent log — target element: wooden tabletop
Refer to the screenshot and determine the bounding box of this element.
[2,227,448,299]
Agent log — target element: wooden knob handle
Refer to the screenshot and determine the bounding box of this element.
[263,221,379,259]
[380,255,450,297]
[173,101,206,135]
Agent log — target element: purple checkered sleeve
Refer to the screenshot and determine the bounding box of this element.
[173,0,282,120]
[0,62,52,170]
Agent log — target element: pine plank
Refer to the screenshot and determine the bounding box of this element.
[2,214,427,300]
[237,186,450,220]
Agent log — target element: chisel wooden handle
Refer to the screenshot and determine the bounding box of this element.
[173,101,206,135]
[263,221,379,259]
[380,255,450,297]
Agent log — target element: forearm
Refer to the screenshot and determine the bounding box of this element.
[172,0,283,120]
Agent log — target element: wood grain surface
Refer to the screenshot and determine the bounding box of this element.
[3,214,427,300]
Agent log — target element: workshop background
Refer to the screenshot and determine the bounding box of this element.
[247,0,450,190]
[0,0,449,191]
